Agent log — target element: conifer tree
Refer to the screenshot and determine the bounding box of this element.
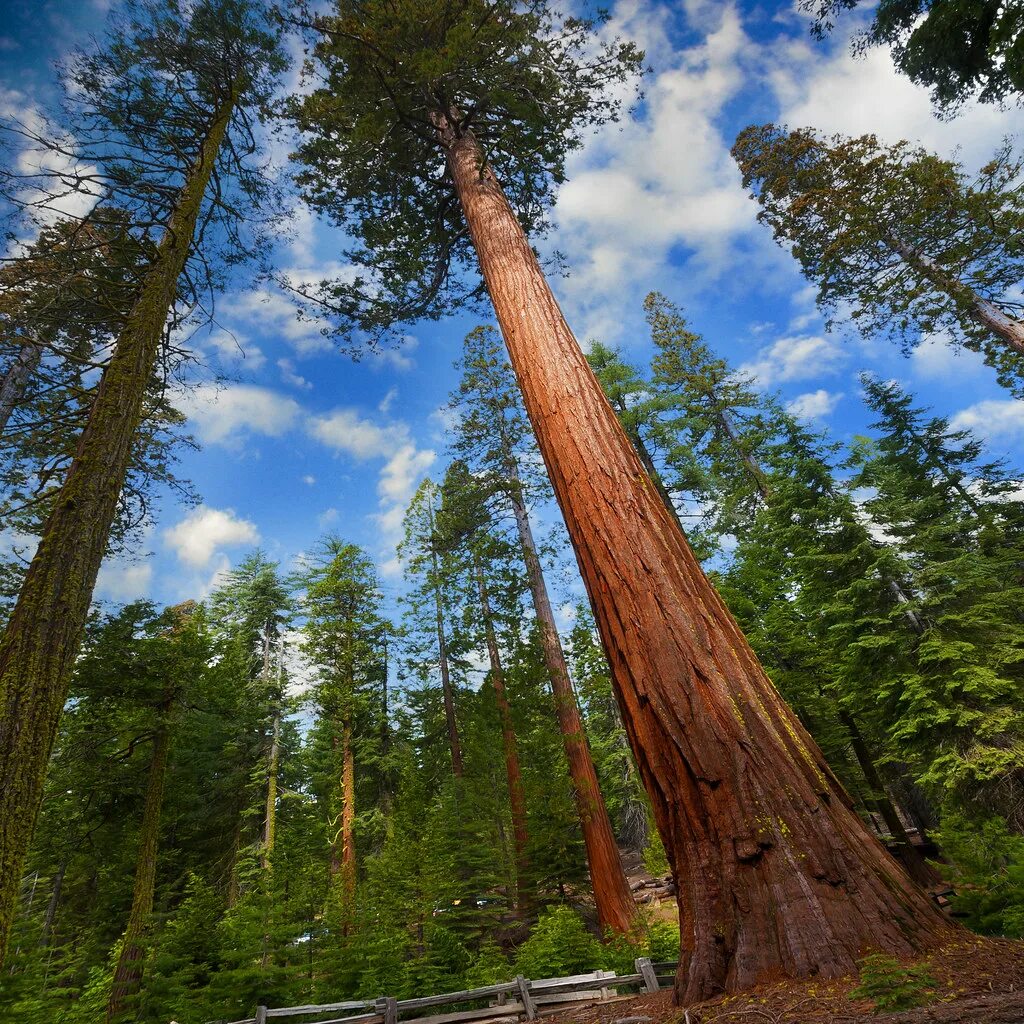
[733,126,1024,394]
[849,376,1024,828]
[289,0,947,993]
[401,480,465,779]
[299,539,388,928]
[0,0,285,962]
[449,327,638,935]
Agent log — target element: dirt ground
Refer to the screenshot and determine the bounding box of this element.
[537,938,1024,1024]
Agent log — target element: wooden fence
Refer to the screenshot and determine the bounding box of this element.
[224,957,679,1024]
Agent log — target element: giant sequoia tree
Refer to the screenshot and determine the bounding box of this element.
[0,0,284,963]
[290,0,950,998]
[732,126,1024,395]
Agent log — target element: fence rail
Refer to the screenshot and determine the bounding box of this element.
[228,958,678,1024]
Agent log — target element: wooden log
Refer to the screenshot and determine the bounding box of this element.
[406,1003,525,1024]
[651,962,679,972]
[302,1016,383,1024]
[399,983,518,1011]
[516,976,536,1022]
[266,1001,375,1018]
[636,958,659,994]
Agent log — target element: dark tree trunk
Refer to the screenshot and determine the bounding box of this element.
[505,461,638,935]
[0,91,237,965]
[38,854,67,949]
[427,500,464,778]
[106,724,171,1020]
[440,119,952,1001]
[0,336,43,435]
[838,709,938,888]
[474,559,530,911]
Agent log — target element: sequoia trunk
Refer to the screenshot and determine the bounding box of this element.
[474,559,530,909]
[339,715,356,927]
[441,121,951,1001]
[505,461,638,935]
[0,90,236,965]
[106,724,171,1020]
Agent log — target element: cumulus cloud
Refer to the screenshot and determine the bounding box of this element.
[178,384,301,447]
[951,400,1024,443]
[306,407,435,575]
[909,333,988,381]
[786,388,842,420]
[739,334,846,387]
[164,505,260,568]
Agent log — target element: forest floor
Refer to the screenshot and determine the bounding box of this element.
[537,937,1024,1024]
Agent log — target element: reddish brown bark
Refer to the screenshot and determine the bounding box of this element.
[440,120,952,1001]
[474,559,530,909]
[506,461,638,935]
[340,715,356,911]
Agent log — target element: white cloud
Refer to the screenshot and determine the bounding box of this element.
[318,507,339,528]
[95,559,153,602]
[909,332,988,381]
[378,444,436,507]
[739,334,846,387]
[302,474,317,485]
[307,408,409,460]
[951,400,1024,443]
[786,388,842,420]
[163,505,260,568]
[278,357,313,391]
[178,384,301,447]
[378,387,398,414]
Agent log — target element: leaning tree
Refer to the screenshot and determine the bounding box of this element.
[0,0,285,963]
[288,0,951,999]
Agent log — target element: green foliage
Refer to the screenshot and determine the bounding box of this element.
[733,125,1024,395]
[288,0,642,340]
[513,907,604,979]
[939,814,1024,937]
[850,953,937,1013]
[802,0,1023,110]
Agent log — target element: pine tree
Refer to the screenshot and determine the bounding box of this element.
[733,126,1024,393]
[299,539,389,930]
[448,326,638,935]
[849,376,1024,828]
[0,0,285,962]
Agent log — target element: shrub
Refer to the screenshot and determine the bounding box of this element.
[850,953,936,1013]
[514,907,603,979]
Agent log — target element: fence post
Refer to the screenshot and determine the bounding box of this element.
[515,975,537,1021]
[255,1005,269,1024]
[597,969,611,1001]
[636,957,660,993]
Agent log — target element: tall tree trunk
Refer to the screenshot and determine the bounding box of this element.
[106,725,171,1021]
[427,500,464,778]
[338,714,356,931]
[0,336,43,435]
[260,628,279,874]
[440,119,952,1001]
[838,709,938,888]
[626,421,687,538]
[0,91,237,965]
[38,854,67,949]
[505,460,638,935]
[261,709,281,873]
[885,233,1024,357]
[474,558,530,910]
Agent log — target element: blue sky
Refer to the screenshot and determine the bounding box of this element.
[2,0,1021,623]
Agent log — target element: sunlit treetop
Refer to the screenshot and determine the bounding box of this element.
[287,0,644,340]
